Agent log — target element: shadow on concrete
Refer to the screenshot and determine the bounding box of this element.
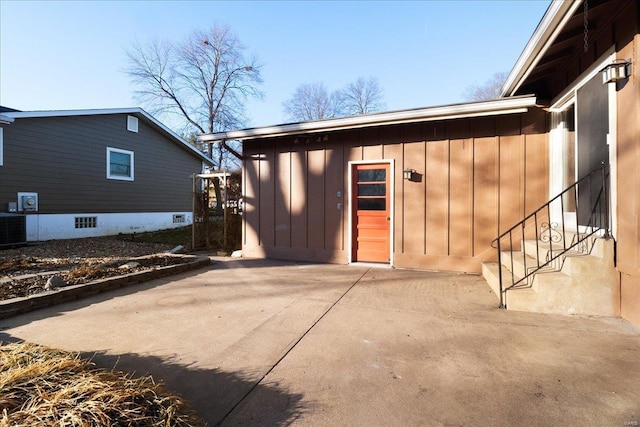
[0,332,308,427]
[0,266,216,329]
[208,257,343,270]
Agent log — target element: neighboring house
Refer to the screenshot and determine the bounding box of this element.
[0,108,213,243]
[199,0,640,328]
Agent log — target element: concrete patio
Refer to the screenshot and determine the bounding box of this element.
[1,257,638,426]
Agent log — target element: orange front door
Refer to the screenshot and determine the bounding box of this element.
[352,163,391,263]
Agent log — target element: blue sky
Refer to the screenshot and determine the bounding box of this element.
[0,0,549,129]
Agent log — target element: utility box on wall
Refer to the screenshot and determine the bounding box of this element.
[17,192,38,212]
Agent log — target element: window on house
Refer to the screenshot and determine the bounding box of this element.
[107,147,134,181]
[127,115,139,133]
[75,216,97,229]
[173,214,186,223]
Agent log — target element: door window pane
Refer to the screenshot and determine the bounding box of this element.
[357,169,386,182]
[358,198,386,210]
[358,183,386,196]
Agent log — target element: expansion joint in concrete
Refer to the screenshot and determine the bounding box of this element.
[215,268,371,426]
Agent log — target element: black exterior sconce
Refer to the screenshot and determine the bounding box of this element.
[403,169,416,181]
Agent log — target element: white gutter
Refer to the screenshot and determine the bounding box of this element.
[0,114,14,125]
[5,108,148,119]
[199,95,538,143]
[500,0,582,97]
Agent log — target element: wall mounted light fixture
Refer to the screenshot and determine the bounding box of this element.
[403,169,415,181]
[601,60,631,84]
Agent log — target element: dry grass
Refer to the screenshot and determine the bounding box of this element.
[0,342,204,426]
[0,259,34,274]
[66,263,107,281]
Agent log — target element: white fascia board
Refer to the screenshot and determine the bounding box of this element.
[6,108,214,165]
[5,108,144,119]
[0,114,15,124]
[500,0,582,98]
[199,96,537,143]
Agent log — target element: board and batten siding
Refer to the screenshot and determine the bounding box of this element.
[0,114,201,214]
[243,108,549,273]
[512,0,640,327]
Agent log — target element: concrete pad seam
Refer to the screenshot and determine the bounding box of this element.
[215,267,371,426]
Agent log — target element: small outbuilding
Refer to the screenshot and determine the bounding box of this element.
[200,0,640,329]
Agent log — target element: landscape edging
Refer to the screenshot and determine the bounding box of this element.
[0,255,211,320]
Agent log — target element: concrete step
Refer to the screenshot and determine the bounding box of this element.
[481,261,531,299]
[484,236,618,316]
[506,265,616,316]
[522,235,609,261]
[522,239,569,260]
[499,250,544,283]
[481,262,505,299]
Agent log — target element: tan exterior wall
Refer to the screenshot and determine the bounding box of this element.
[543,1,640,328]
[242,108,548,273]
[614,11,640,327]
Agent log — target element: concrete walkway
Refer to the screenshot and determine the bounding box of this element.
[1,258,639,426]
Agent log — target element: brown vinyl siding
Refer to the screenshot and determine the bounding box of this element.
[0,114,201,214]
[242,108,549,273]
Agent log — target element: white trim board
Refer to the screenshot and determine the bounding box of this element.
[347,159,395,267]
[200,96,537,143]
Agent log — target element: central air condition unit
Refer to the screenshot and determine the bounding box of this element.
[0,215,26,246]
[18,193,38,212]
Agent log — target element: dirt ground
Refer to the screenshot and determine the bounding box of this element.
[0,237,186,300]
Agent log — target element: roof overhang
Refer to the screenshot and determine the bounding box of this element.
[198,95,538,143]
[5,108,214,165]
[500,0,582,97]
[0,114,14,125]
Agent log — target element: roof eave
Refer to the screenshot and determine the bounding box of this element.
[199,95,538,143]
[500,0,582,97]
[0,115,14,125]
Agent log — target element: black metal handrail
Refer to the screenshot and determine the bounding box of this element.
[492,164,610,308]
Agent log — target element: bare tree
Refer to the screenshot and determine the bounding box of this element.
[125,24,263,169]
[282,82,344,121]
[341,77,386,115]
[462,71,509,102]
[283,77,386,121]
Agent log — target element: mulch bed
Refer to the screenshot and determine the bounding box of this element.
[0,237,189,301]
[0,256,189,301]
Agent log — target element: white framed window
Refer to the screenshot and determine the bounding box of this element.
[107,147,134,181]
[0,127,4,166]
[127,115,139,133]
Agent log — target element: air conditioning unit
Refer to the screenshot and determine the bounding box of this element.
[18,192,38,212]
[0,215,26,246]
